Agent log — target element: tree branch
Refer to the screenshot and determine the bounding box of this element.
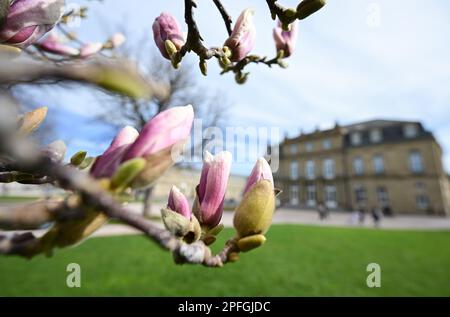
[0,131,238,266]
[212,0,233,36]
[176,0,224,61]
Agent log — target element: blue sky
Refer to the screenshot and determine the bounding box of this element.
[37,0,450,175]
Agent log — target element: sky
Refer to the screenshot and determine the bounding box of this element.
[35,0,450,175]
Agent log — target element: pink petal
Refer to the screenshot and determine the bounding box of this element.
[90,126,139,178]
[122,105,194,161]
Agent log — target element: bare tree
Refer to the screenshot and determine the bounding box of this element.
[95,42,231,217]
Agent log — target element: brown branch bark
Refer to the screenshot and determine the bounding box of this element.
[212,0,233,36]
[0,132,238,266]
[176,0,225,60]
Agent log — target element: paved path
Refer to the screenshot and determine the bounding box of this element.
[2,202,450,239]
[90,203,450,237]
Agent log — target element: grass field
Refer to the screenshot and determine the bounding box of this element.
[0,196,39,203]
[1,225,449,296]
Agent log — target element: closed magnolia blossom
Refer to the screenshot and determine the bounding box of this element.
[37,32,80,56]
[233,158,275,240]
[162,186,201,242]
[91,105,194,189]
[0,0,65,48]
[273,21,298,58]
[152,12,185,59]
[224,8,256,62]
[194,151,232,229]
[90,125,139,179]
[168,185,191,219]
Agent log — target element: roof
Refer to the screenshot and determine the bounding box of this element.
[344,119,423,132]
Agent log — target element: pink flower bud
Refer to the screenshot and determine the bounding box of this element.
[0,0,65,48]
[273,21,298,58]
[168,186,191,219]
[196,151,232,228]
[243,158,274,194]
[152,12,185,59]
[37,32,79,56]
[123,105,194,160]
[224,8,256,62]
[80,42,103,58]
[90,126,139,178]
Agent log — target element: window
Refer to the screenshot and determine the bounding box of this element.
[351,132,362,146]
[322,139,332,150]
[355,186,367,204]
[323,159,335,179]
[289,186,299,206]
[409,151,424,173]
[306,185,317,207]
[370,129,382,143]
[290,144,298,155]
[376,187,389,207]
[325,185,337,208]
[404,124,418,138]
[290,161,299,180]
[373,155,385,174]
[416,194,429,210]
[415,182,426,190]
[353,157,364,175]
[305,142,314,152]
[305,160,315,180]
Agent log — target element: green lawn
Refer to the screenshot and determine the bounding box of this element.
[0,225,449,296]
[0,196,39,203]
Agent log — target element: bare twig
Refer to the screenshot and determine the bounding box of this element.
[221,54,286,75]
[0,131,237,266]
[212,0,233,36]
[176,0,225,61]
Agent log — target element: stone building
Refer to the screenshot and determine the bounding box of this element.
[153,165,247,203]
[274,120,450,216]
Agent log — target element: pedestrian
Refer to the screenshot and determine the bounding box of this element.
[371,207,383,228]
[317,202,327,220]
[358,207,366,225]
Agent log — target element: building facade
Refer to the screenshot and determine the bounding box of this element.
[274,120,450,216]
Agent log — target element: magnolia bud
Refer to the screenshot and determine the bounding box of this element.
[224,9,256,62]
[194,151,231,229]
[273,21,298,58]
[0,0,65,48]
[296,0,326,20]
[233,180,275,238]
[153,12,185,60]
[168,186,191,219]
